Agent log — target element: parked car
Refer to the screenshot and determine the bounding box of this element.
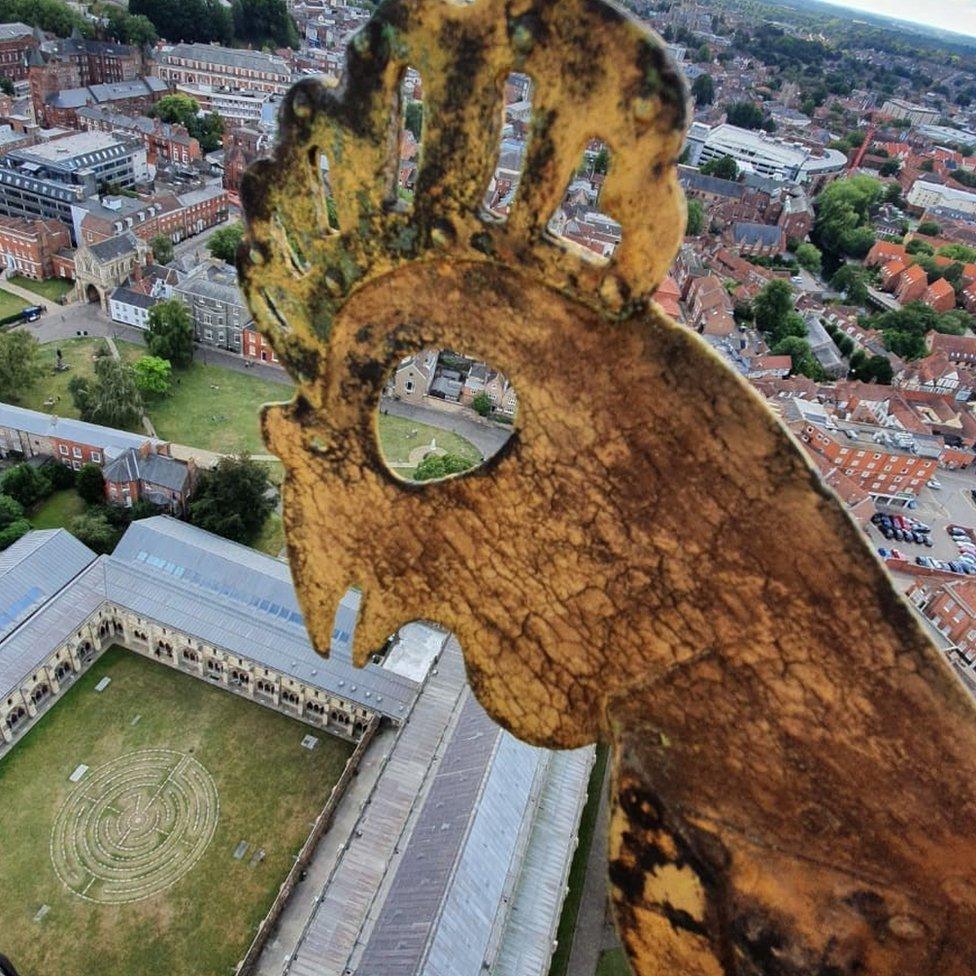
[916,555,934,567]
[20,304,44,322]
[924,536,934,548]
[927,479,942,490]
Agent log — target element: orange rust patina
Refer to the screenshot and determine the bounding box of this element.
[238,1,976,973]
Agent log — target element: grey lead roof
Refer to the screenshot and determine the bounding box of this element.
[102,448,189,492]
[0,402,155,457]
[0,530,95,645]
[0,518,422,721]
[88,232,139,262]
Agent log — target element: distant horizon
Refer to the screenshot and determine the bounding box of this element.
[810,0,976,39]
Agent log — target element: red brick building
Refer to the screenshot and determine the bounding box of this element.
[0,215,71,279]
[222,125,270,193]
[867,240,909,268]
[797,423,937,497]
[78,187,229,247]
[78,107,200,166]
[923,277,957,313]
[0,23,38,83]
[895,264,928,304]
[242,324,281,366]
[908,577,976,654]
[102,443,195,515]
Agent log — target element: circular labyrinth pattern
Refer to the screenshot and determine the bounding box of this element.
[50,749,219,905]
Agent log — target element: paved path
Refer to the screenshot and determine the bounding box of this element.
[380,397,513,459]
[566,760,618,976]
[0,272,59,306]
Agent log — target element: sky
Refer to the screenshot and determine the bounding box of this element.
[819,0,976,38]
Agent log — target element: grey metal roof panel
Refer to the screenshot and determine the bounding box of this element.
[0,558,105,698]
[106,519,420,717]
[0,529,96,643]
[0,402,154,455]
[89,232,138,261]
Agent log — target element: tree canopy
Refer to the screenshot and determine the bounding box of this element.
[814,175,882,259]
[189,455,275,544]
[700,155,738,181]
[0,0,88,36]
[149,94,223,153]
[76,463,105,506]
[102,6,158,45]
[207,223,245,264]
[725,100,766,130]
[795,242,822,275]
[150,234,174,265]
[0,331,42,405]
[686,198,705,237]
[413,453,475,482]
[1,464,50,508]
[130,0,298,48]
[691,73,715,107]
[133,355,173,398]
[69,358,144,429]
[146,299,194,369]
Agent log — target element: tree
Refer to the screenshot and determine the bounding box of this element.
[725,100,765,130]
[695,43,711,62]
[1,464,50,507]
[76,463,105,505]
[146,299,194,369]
[404,101,423,140]
[753,279,795,336]
[592,146,610,175]
[686,199,705,236]
[795,243,822,275]
[46,460,75,490]
[906,238,934,256]
[0,331,42,404]
[413,453,474,482]
[0,0,89,36]
[814,175,883,259]
[133,356,172,398]
[471,392,492,417]
[72,358,144,429]
[189,455,275,544]
[0,493,24,529]
[103,5,158,45]
[150,94,224,153]
[129,0,232,45]
[918,221,941,237]
[879,158,900,177]
[691,73,715,107]
[0,516,30,550]
[831,264,870,305]
[150,234,174,265]
[771,335,825,381]
[0,76,13,96]
[69,510,117,554]
[700,154,738,180]
[207,223,245,264]
[939,243,976,262]
[232,0,300,48]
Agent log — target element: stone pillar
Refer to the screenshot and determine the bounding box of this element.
[1,718,13,744]
[47,667,60,695]
[23,690,36,718]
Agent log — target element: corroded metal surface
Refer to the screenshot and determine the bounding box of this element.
[239,2,976,974]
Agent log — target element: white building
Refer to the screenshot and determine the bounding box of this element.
[881,98,941,126]
[686,123,846,183]
[907,180,976,217]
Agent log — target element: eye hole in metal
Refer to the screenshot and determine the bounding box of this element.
[482,72,534,221]
[377,348,516,483]
[547,140,621,265]
[396,66,423,210]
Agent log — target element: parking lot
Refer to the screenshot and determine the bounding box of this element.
[864,468,976,582]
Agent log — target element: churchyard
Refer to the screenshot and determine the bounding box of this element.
[0,645,352,976]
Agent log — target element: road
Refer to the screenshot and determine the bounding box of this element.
[380,397,514,459]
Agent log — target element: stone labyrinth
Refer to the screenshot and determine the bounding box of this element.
[50,749,219,904]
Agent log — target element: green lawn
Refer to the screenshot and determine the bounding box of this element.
[0,286,28,319]
[16,338,143,425]
[9,275,74,303]
[548,744,610,976]
[596,948,632,976]
[148,362,292,454]
[29,489,86,530]
[377,413,483,477]
[254,511,286,558]
[0,646,352,976]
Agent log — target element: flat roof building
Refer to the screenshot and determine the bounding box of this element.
[0,131,148,240]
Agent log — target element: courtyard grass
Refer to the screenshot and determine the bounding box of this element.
[29,489,86,530]
[0,286,28,320]
[596,948,632,976]
[147,361,292,454]
[8,276,75,303]
[376,412,482,477]
[0,645,352,976]
[16,338,143,425]
[548,744,610,976]
[254,511,286,558]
